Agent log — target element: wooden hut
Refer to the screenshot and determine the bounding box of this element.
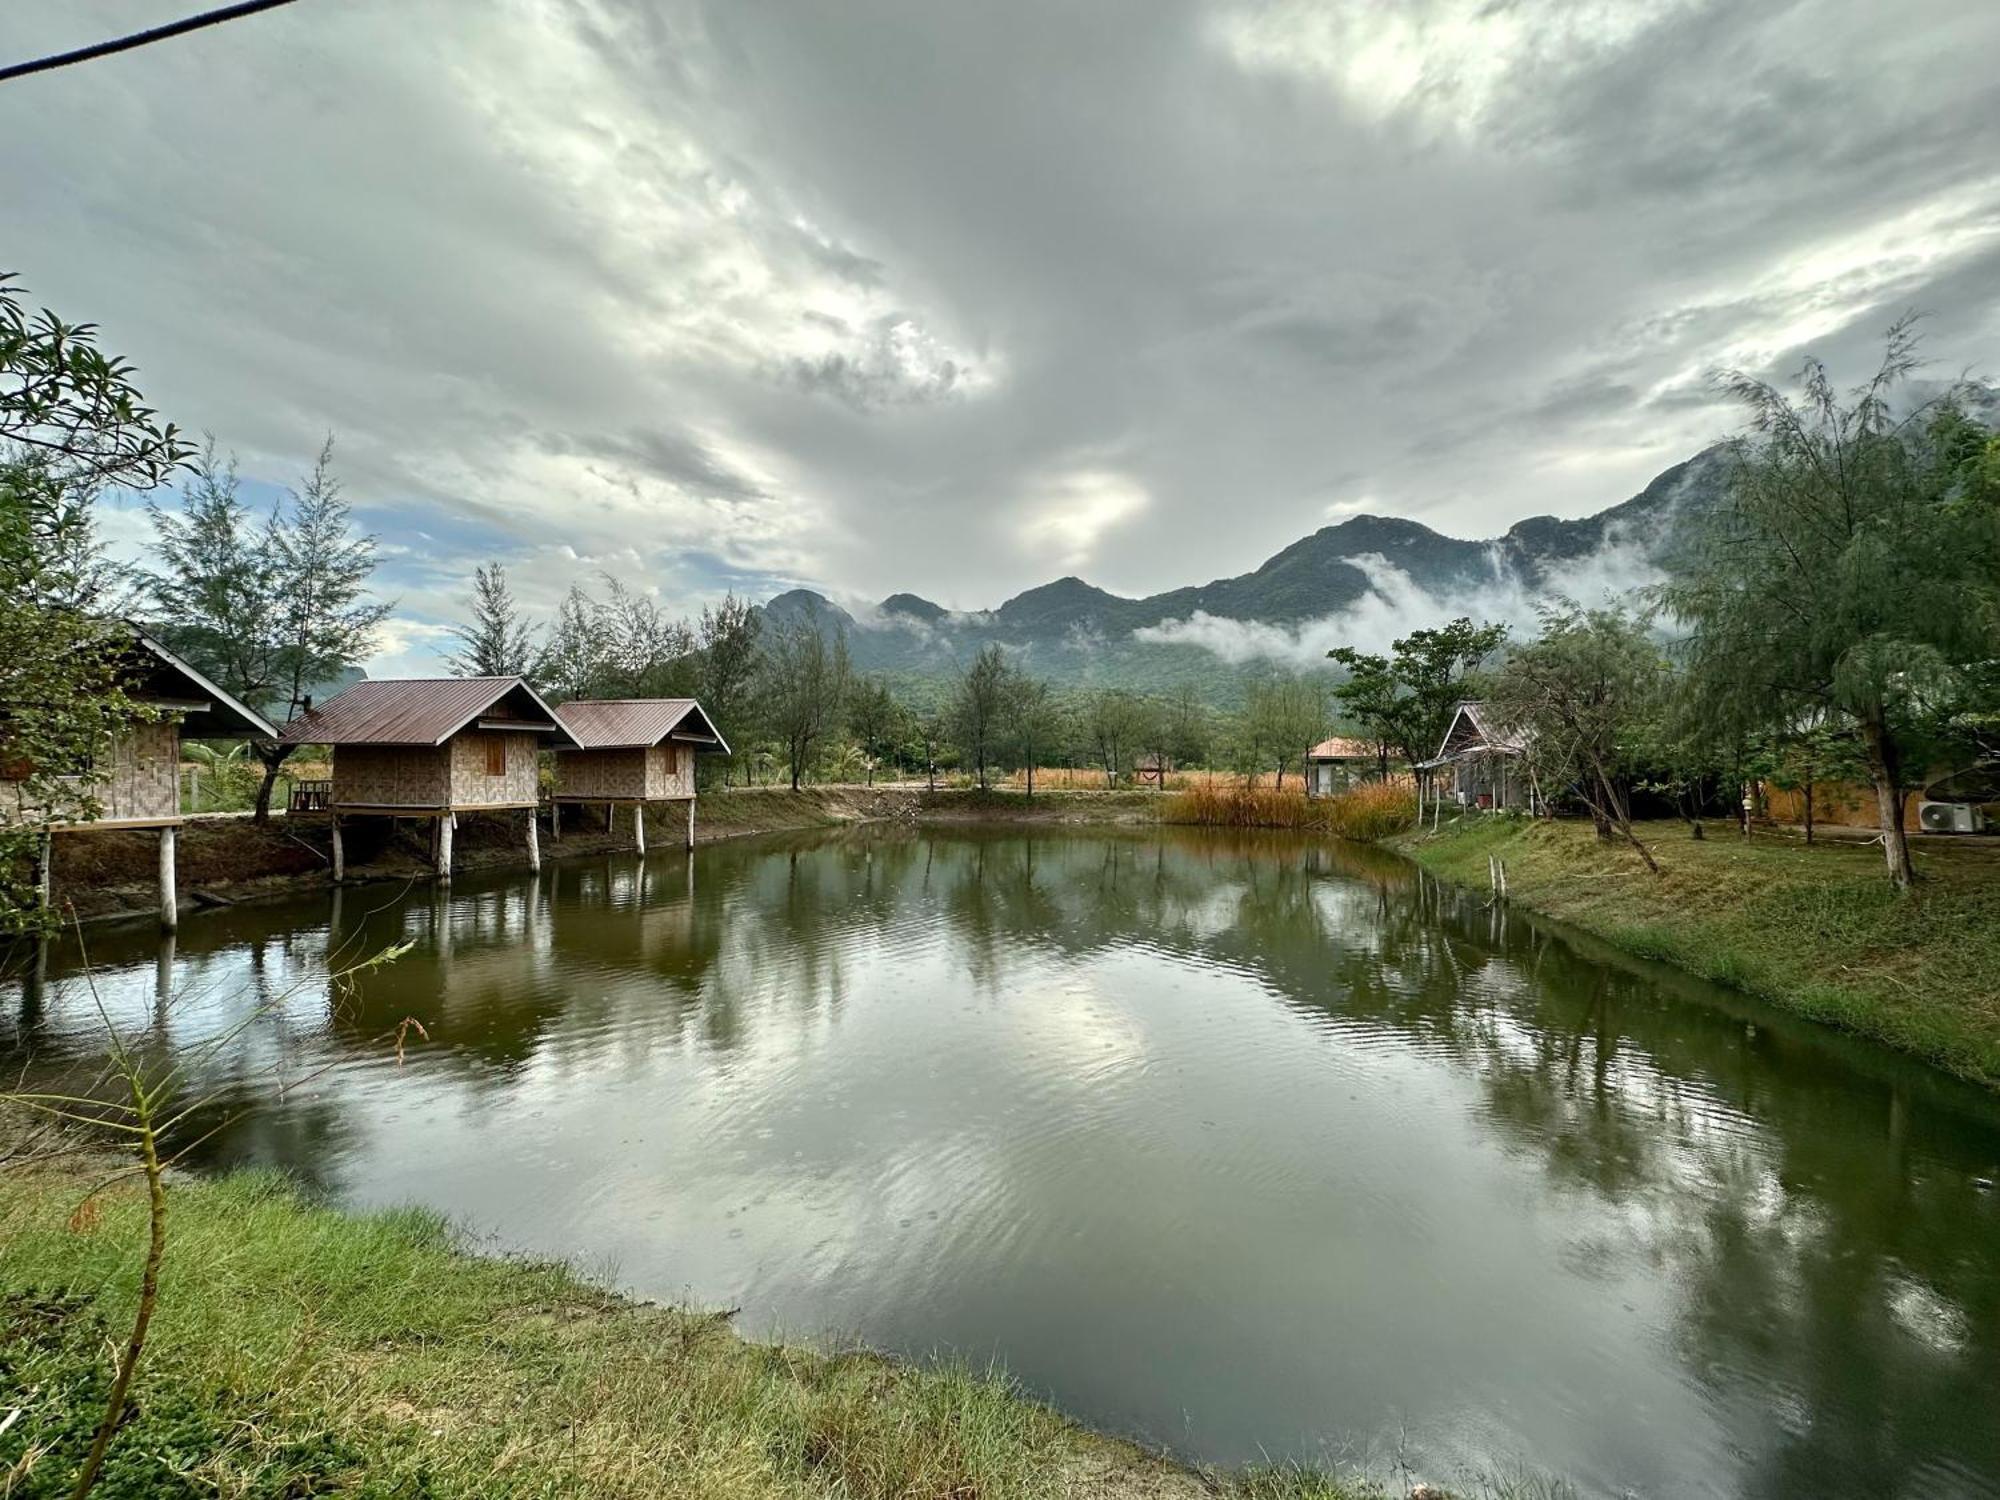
[1417,701,1531,812]
[2,625,278,930]
[1305,736,1390,795]
[550,699,729,853]
[280,677,577,882]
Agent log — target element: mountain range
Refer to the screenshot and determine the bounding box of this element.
[760,442,1727,696]
[762,379,1996,697]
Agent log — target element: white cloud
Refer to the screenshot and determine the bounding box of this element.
[5,0,1997,631]
[1018,469,1151,573]
[1213,0,1702,142]
[1134,532,1664,667]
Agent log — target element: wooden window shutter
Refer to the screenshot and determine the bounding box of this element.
[485,737,506,777]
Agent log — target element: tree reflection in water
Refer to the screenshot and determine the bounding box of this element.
[8,825,1999,1498]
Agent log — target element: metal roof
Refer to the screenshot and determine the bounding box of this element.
[124,624,280,739]
[554,698,731,755]
[1431,700,1527,762]
[1306,735,1380,761]
[281,677,578,747]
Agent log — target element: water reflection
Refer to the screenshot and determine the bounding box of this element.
[7,828,2000,1499]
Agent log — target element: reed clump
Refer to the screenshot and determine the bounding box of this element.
[1164,780,1416,840]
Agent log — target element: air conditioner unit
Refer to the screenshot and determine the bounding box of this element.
[1917,800,1985,834]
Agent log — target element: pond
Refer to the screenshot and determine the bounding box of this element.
[8,826,2000,1499]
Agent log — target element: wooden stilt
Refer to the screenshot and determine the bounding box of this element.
[158,826,178,933]
[551,800,561,840]
[331,816,345,883]
[437,811,455,883]
[34,830,52,914]
[526,808,541,873]
[633,803,646,856]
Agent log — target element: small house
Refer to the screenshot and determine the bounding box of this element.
[2,624,278,929]
[551,699,729,852]
[1305,736,1390,795]
[1418,701,1532,812]
[281,677,578,882]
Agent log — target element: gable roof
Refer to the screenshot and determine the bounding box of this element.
[122,625,281,739]
[1432,700,1526,763]
[554,699,731,755]
[280,677,578,747]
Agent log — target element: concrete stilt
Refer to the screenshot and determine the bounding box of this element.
[685,797,694,850]
[158,825,178,933]
[155,932,176,1006]
[437,811,455,883]
[526,809,541,873]
[633,803,646,856]
[551,800,561,840]
[34,831,53,914]
[331,816,345,883]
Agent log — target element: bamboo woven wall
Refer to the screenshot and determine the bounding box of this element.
[555,748,648,800]
[0,722,179,824]
[447,732,539,808]
[554,744,694,801]
[644,743,694,800]
[333,744,449,808]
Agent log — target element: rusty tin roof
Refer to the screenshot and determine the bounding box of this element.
[280,677,577,747]
[553,699,731,754]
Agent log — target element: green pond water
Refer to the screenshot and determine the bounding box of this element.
[7,826,2000,1498]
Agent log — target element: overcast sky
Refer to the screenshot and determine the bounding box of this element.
[6,0,1998,672]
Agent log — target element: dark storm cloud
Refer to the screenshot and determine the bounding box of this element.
[555,430,769,504]
[2,0,1995,671]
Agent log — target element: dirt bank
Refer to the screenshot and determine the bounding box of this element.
[41,786,1161,926]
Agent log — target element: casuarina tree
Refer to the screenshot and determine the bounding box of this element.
[446,561,537,677]
[1662,321,2000,888]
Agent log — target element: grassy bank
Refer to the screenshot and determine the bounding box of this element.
[0,1160,1381,1500]
[1165,783,1415,841]
[1397,817,2000,1087]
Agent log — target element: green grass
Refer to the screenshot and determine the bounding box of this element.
[1397,816,2000,1088]
[0,1162,1394,1499]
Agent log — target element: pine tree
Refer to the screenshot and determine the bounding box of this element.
[146,439,283,708]
[256,436,391,819]
[445,562,537,678]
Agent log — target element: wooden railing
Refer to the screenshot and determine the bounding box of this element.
[288,779,333,814]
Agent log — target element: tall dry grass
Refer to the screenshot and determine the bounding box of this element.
[999,766,1353,793]
[1163,780,1416,840]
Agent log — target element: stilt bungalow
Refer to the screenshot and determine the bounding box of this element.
[1417,701,1533,814]
[280,677,578,882]
[2,625,278,930]
[550,699,729,853]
